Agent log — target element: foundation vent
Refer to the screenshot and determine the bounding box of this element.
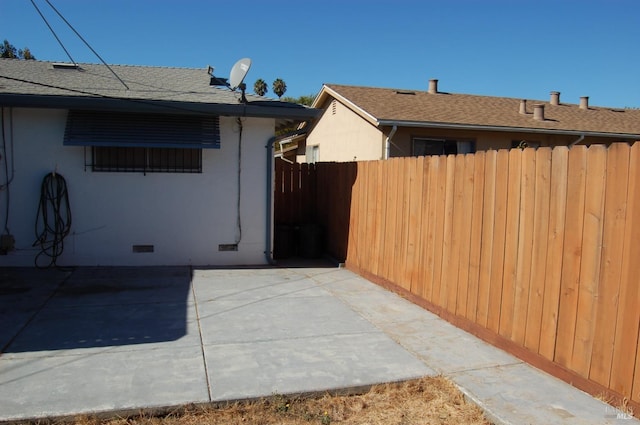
[132,245,154,253]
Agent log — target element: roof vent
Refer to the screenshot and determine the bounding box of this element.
[519,99,527,114]
[52,62,79,70]
[533,104,545,121]
[550,91,560,106]
[428,79,438,94]
[580,96,589,110]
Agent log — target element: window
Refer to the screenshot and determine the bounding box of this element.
[412,138,475,156]
[64,110,219,173]
[92,146,202,173]
[306,145,319,163]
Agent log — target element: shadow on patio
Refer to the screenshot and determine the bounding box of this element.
[0,266,192,353]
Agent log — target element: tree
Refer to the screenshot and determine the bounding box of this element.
[20,47,35,60]
[253,78,268,96]
[281,94,316,106]
[272,78,287,99]
[1,40,36,59]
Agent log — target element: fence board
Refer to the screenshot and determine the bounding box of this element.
[477,150,497,327]
[513,148,536,345]
[397,159,412,290]
[466,152,485,321]
[409,157,425,294]
[571,145,607,377]
[448,155,466,311]
[432,156,448,307]
[421,156,440,303]
[346,162,362,266]
[539,146,568,360]
[524,147,552,352]
[456,155,475,316]
[499,149,522,339]
[487,149,509,333]
[389,159,402,282]
[439,155,456,309]
[360,162,372,268]
[611,143,640,399]
[590,143,629,387]
[555,146,588,367]
[370,162,384,276]
[381,161,394,281]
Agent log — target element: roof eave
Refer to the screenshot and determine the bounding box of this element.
[377,119,640,140]
[314,85,378,125]
[0,94,320,120]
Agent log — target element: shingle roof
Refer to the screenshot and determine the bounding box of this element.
[322,84,640,138]
[0,59,317,122]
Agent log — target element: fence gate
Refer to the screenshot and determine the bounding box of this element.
[273,160,319,259]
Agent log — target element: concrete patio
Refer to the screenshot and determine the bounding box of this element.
[0,264,636,424]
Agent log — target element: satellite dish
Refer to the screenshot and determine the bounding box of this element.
[229,58,252,91]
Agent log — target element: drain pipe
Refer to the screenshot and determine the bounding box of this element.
[385,125,397,159]
[265,125,310,265]
[265,134,278,265]
[570,134,585,147]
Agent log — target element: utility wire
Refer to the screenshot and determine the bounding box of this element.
[30,0,77,65]
[1,108,12,235]
[43,0,130,90]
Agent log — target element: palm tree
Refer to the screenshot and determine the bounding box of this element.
[272,78,287,99]
[253,79,268,96]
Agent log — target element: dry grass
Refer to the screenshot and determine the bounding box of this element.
[24,376,491,425]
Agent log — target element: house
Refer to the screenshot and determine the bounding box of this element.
[0,58,318,267]
[300,80,640,162]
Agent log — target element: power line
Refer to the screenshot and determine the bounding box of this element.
[30,0,130,90]
[43,0,129,90]
[29,0,77,65]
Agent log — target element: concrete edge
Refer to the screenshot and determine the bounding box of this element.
[0,377,499,425]
[453,382,512,425]
[0,382,382,425]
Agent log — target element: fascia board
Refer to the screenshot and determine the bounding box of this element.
[0,94,320,120]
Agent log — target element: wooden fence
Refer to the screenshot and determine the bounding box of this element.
[298,143,640,410]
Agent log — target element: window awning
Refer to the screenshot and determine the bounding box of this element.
[63,110,221,149]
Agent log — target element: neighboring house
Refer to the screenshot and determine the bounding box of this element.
[0,59,317,266]
[300,80,640,162]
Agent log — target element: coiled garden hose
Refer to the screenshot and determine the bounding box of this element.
[33,172,72,268]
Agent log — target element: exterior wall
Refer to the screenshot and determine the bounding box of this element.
[0,108,273,266]
[305,100,383,162]
[387,127,629,156]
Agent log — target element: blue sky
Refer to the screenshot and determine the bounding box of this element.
[3,0,639,107]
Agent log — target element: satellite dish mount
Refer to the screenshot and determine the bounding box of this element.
[229,58,252,103]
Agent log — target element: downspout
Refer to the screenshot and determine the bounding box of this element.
[265,124,311,265]
[569,134,585,147]
[385,125,397,159]
[265,135,278,265]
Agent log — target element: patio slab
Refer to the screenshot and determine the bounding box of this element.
[0,264,637,424]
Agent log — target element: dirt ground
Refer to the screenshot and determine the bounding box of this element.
[25,376,492,425]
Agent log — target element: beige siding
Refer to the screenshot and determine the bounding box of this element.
[389,127,629,155]
[305,100,384,162]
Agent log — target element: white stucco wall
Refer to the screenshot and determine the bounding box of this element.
[0,108,273,266]
[305,100,383,162]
